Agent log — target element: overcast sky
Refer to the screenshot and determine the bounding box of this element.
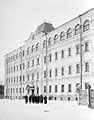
[0,0,94,83]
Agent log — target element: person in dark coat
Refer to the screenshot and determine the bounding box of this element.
[29,95,32,103]
[44,96,47,104]
[32,95,35,104]
[25,95,28,104]
[39,95,43,103]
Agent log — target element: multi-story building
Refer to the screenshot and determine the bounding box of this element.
[4,8,94,100]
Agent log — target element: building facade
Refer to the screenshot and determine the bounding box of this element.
[4,8,94,100]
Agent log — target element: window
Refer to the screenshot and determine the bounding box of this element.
[14,66,15,72]
[55,85,58,92]
[44,56,46,63]
[20,76,21,82]
[68,66,72,74]
[85,42,89,52]
[49,85,52,93]
[61,67,64,76]
[67,28,72,38]
[83,20,90,32]
[23,75,25,82]
[49,69,52,77]
[27,47,30,55]
[85,62,89,72]
[60,31,65,41]
[37,58,39,65]
[44,71,46,78]
[75,24,80,35]
[44,86,46,93]
[49,54,52,62]
[19,88,21,93]
[55,52,58,60]
[20,64,22,70]
[76,64,80,73]
[37,72,39,79]
[68,48,71,56]
[61,85,64,92]
[55,68,58,77]
[16,88,18,93]
[27,61,30,68]
[48,37,51,46]
[54,34,58,44]
[32,73,34,80]
[76,45,80,54]
[23,63,25,70]
[31,45,34,53]
[61,50,64,58]
[27,75,29,81]
[32,60,34,67]
[36,43,39,51]
[43,40,46,48]
[68,84,72,92]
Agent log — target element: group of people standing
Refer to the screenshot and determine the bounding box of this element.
[24,94,47,104]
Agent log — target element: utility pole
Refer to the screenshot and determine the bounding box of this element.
[79,15,83,89]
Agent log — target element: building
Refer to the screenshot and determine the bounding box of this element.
[4,8,94,100]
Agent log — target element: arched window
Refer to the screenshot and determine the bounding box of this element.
[67,28,72,38]
[75,24,80,35]
[31,45,34,52]
[27,47,30,55]
[48,37,51,46]
[36,42,39,51]
[54,34,58,44]
[60,31,65,41]
[83,20,90,32]
[43,40,46,48]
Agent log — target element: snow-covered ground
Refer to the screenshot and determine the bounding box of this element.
[0,99,94,120]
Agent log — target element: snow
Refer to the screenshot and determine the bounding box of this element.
[0,99,94,120]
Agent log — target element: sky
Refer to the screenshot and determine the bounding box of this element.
[0,0,94,84]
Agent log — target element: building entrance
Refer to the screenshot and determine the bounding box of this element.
[26,84,35,96]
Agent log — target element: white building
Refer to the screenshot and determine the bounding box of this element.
[4,8,94,100]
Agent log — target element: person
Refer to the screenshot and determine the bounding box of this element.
[44,96,47,104]
[29,95,32,103]
[39,95,43,104]
[24,95,28,104]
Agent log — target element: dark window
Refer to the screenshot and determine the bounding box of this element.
[60,31,65,41]
[55,52,58,60]
[32,60,34,67]
[67,28,72,38]
[27,47,30,55]
[61,85,64,92]
[55,85,58,92]
[31,45,34,52]
[49,85,52,93]
[44,86,46,93]
[27,75,29,81]
[85,62,89,72]
[44,56,46,63]
[61,67,64,76]
[68,66,72,74]
[36,43,39,51]
[85,42,89,52]
[32,73,34,80]
[55,68,58,77]
[37,58,39,65]
[76,45,80,54]
[68,48,71,56]
[48,37,51,46]
[68,84,72,92]
[49,54,52,62]
[61,50,64,58]
[83,20,90,32]
[54,34,58,44]
[44,71,46,78]
[49,69,52,77]
[76,64,80,73]
[75,24,80,35]
[37,72,39,79]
